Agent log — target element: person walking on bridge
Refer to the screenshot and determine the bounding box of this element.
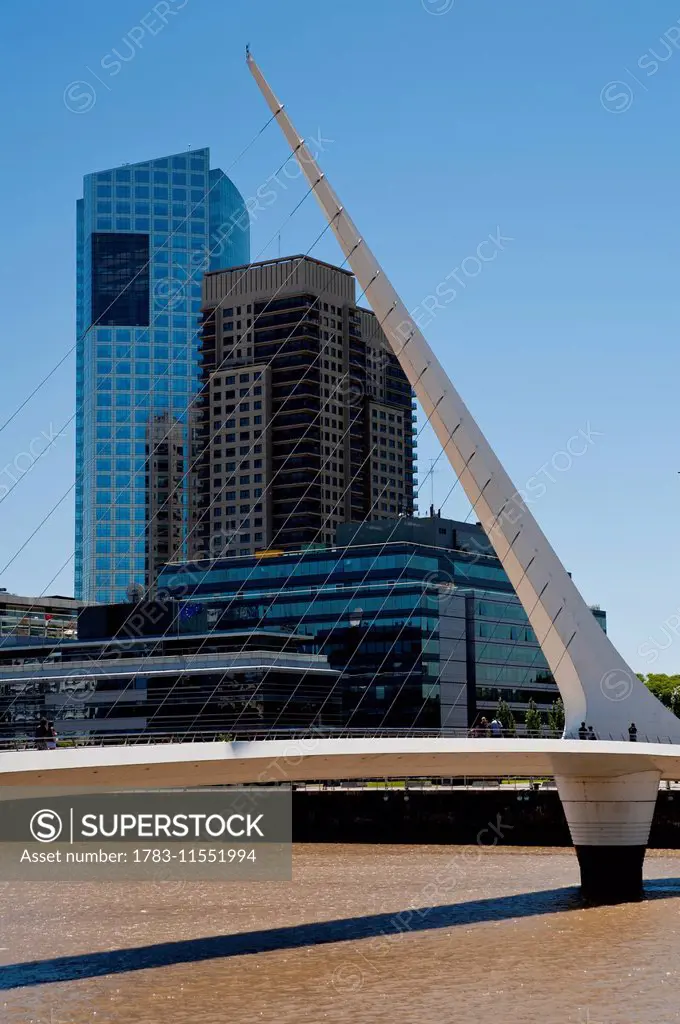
[629,722,638,742]
[35,718,49,751]
[490,717,502,738]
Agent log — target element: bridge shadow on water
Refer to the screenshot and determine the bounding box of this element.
[2,878,680,991]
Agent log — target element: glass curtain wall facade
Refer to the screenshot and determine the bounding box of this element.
[163,547,444,728]
[75,148,250,604]
[0,595,80,641]
[158,516,608,729]
[0,625,340,738]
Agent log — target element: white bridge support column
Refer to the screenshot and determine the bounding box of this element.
[555,771,661,901]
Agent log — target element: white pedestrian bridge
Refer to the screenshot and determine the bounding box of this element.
[2,731,679,901]
[0,733,679,790]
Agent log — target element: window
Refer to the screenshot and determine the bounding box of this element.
[91,233,149,328]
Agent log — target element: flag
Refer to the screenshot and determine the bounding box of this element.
[179,602,203,621]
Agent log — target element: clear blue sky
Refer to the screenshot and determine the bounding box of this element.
[0,0,679,673]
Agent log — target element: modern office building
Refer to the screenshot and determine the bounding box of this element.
[188,255,417,560]
[0,515,607,739]
[0,605,339,738]
[159,513,607,731]
[0,592,81,642]
[75,147,250,605]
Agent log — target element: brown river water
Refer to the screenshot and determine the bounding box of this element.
[2,845,680,1024]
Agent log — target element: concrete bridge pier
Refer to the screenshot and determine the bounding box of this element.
[555,770,661,902]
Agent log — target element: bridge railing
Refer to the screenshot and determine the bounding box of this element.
[0,725,674,752]
[0,725,479,751]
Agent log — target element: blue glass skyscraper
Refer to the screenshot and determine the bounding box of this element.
[75,148,249,603]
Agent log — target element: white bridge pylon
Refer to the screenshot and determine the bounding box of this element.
[246,52,680,746]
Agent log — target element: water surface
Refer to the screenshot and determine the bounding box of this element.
[2,845,680,1023]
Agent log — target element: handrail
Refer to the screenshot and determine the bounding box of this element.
[0,726,674,752]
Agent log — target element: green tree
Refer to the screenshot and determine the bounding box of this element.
[496,699,516,737]
[671,687,680,719]
[547,697,565,735]
[641,674,680,708]
[524,699,542,737]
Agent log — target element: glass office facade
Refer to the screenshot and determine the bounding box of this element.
[0,595,80,642]
[0,626,339,738]
[75,148,250,604]
[157,542,485,728]
[158,516,608,729]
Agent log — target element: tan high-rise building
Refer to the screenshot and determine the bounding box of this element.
[145,412,185,589]
[189,255,415,559]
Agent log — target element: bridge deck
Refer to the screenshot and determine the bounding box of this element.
[1,738,680,790]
